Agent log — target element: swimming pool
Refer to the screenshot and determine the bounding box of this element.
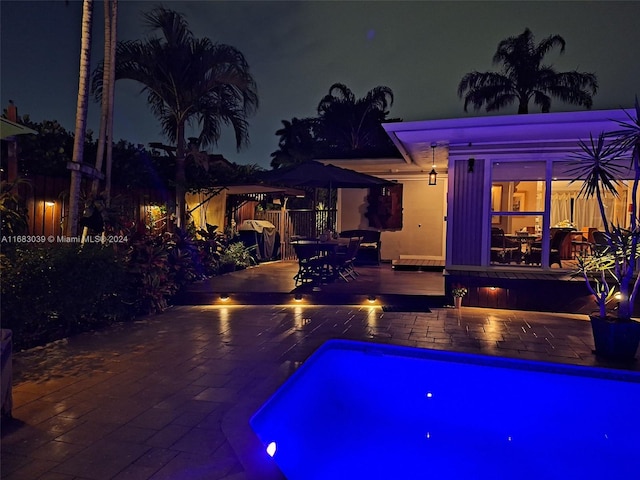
[250,339,640,479]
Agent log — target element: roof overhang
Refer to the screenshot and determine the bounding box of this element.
[0,117,37,139]
[383,108,632,169]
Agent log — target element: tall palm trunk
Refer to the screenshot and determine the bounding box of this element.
[104,0,117,205]
[67,0,94,237]
[175,121,186,229]
[91,0,112,197]
[91,0,117,204]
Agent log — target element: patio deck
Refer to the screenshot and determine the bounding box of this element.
[178,260,601,315]
[176,260,448,309]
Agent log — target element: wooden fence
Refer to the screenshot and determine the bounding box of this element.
[256,208,337,260]
[15,175,171,237]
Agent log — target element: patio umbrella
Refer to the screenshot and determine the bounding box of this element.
[259,161,392,235]
[0,117,37,139]
[259,160,390,190]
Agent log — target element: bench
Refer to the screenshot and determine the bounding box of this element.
[339,229,381,265]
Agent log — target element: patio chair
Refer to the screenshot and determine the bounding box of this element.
[490,228,520,264]
[334,236,362,282]
[591,231,609,255]
[292,243,324,286]
[527,229,572,267]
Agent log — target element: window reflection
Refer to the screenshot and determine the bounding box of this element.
[489,159,639,269]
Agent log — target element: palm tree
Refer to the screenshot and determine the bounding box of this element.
[67,0,94,237]
[316,83,399,156]
[92,6,258,228]
[270,117,320,169]
[457,28,598,114]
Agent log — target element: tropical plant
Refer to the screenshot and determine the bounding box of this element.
[270,83,401,168]
[0,243,133,351]
[124,232,176,314]
[218,241,256,274]
[316,83,401,157]
[570,99,640,321]
[0,179,29,237]
[458,28,598,114]
[270,117,320,169]
[92,6,258,229]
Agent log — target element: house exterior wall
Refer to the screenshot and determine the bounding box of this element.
[185,191,226,231]
[448,159,485,266]
[338,179,446,262]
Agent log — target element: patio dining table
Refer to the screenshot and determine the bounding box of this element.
[291,239,347,284]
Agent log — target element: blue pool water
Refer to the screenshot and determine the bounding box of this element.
[250,340,640,479]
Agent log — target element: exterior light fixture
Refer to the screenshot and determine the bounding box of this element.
[294,293,303,302]
[220,294,230,301]
[367,295,377,303]
[428,168,437,186]
[429,143,437,186]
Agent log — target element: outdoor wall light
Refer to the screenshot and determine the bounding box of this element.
[294,293,303,302]
[489,286,497,291]
[220,294,230,301]
[367,295,377,303]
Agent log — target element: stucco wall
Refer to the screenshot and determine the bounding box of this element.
[185,191,226,231]
[338,180,446,261]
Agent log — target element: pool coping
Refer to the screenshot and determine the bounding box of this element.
[222,361,292,480]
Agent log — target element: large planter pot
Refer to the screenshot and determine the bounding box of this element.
[590,315,640,361]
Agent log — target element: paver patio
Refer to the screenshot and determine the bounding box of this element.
[2,303,638,480]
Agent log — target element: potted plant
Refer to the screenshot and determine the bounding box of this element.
[571,98,640,360]
[451,283,468,309]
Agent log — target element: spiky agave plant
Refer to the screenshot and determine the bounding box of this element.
[570,99,640,320]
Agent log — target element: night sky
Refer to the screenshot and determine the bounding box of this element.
[1,1,639,168]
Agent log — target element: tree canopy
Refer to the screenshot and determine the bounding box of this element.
[457,28,598,114]
[91,6,258,227]
[270,83,401,169]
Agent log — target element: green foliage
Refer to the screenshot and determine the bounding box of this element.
[12,116,92,177]
[0,244,133,351]
[572,99,640,320]
[218,241,256,273]
[194,223,226,276]
[124,233,177,314]
[0,179,29,237]
[270,83,402,169]
[0,223,257,350]
[457,28,598,114]
[12,115,175,189]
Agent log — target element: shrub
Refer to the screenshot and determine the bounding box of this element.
[0,244,133,351]
[218,241,256,273]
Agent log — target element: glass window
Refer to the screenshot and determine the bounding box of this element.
[552,160,629,231]
[491,161,546,267]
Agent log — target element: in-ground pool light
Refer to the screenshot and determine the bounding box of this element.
[266,441,277,457]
